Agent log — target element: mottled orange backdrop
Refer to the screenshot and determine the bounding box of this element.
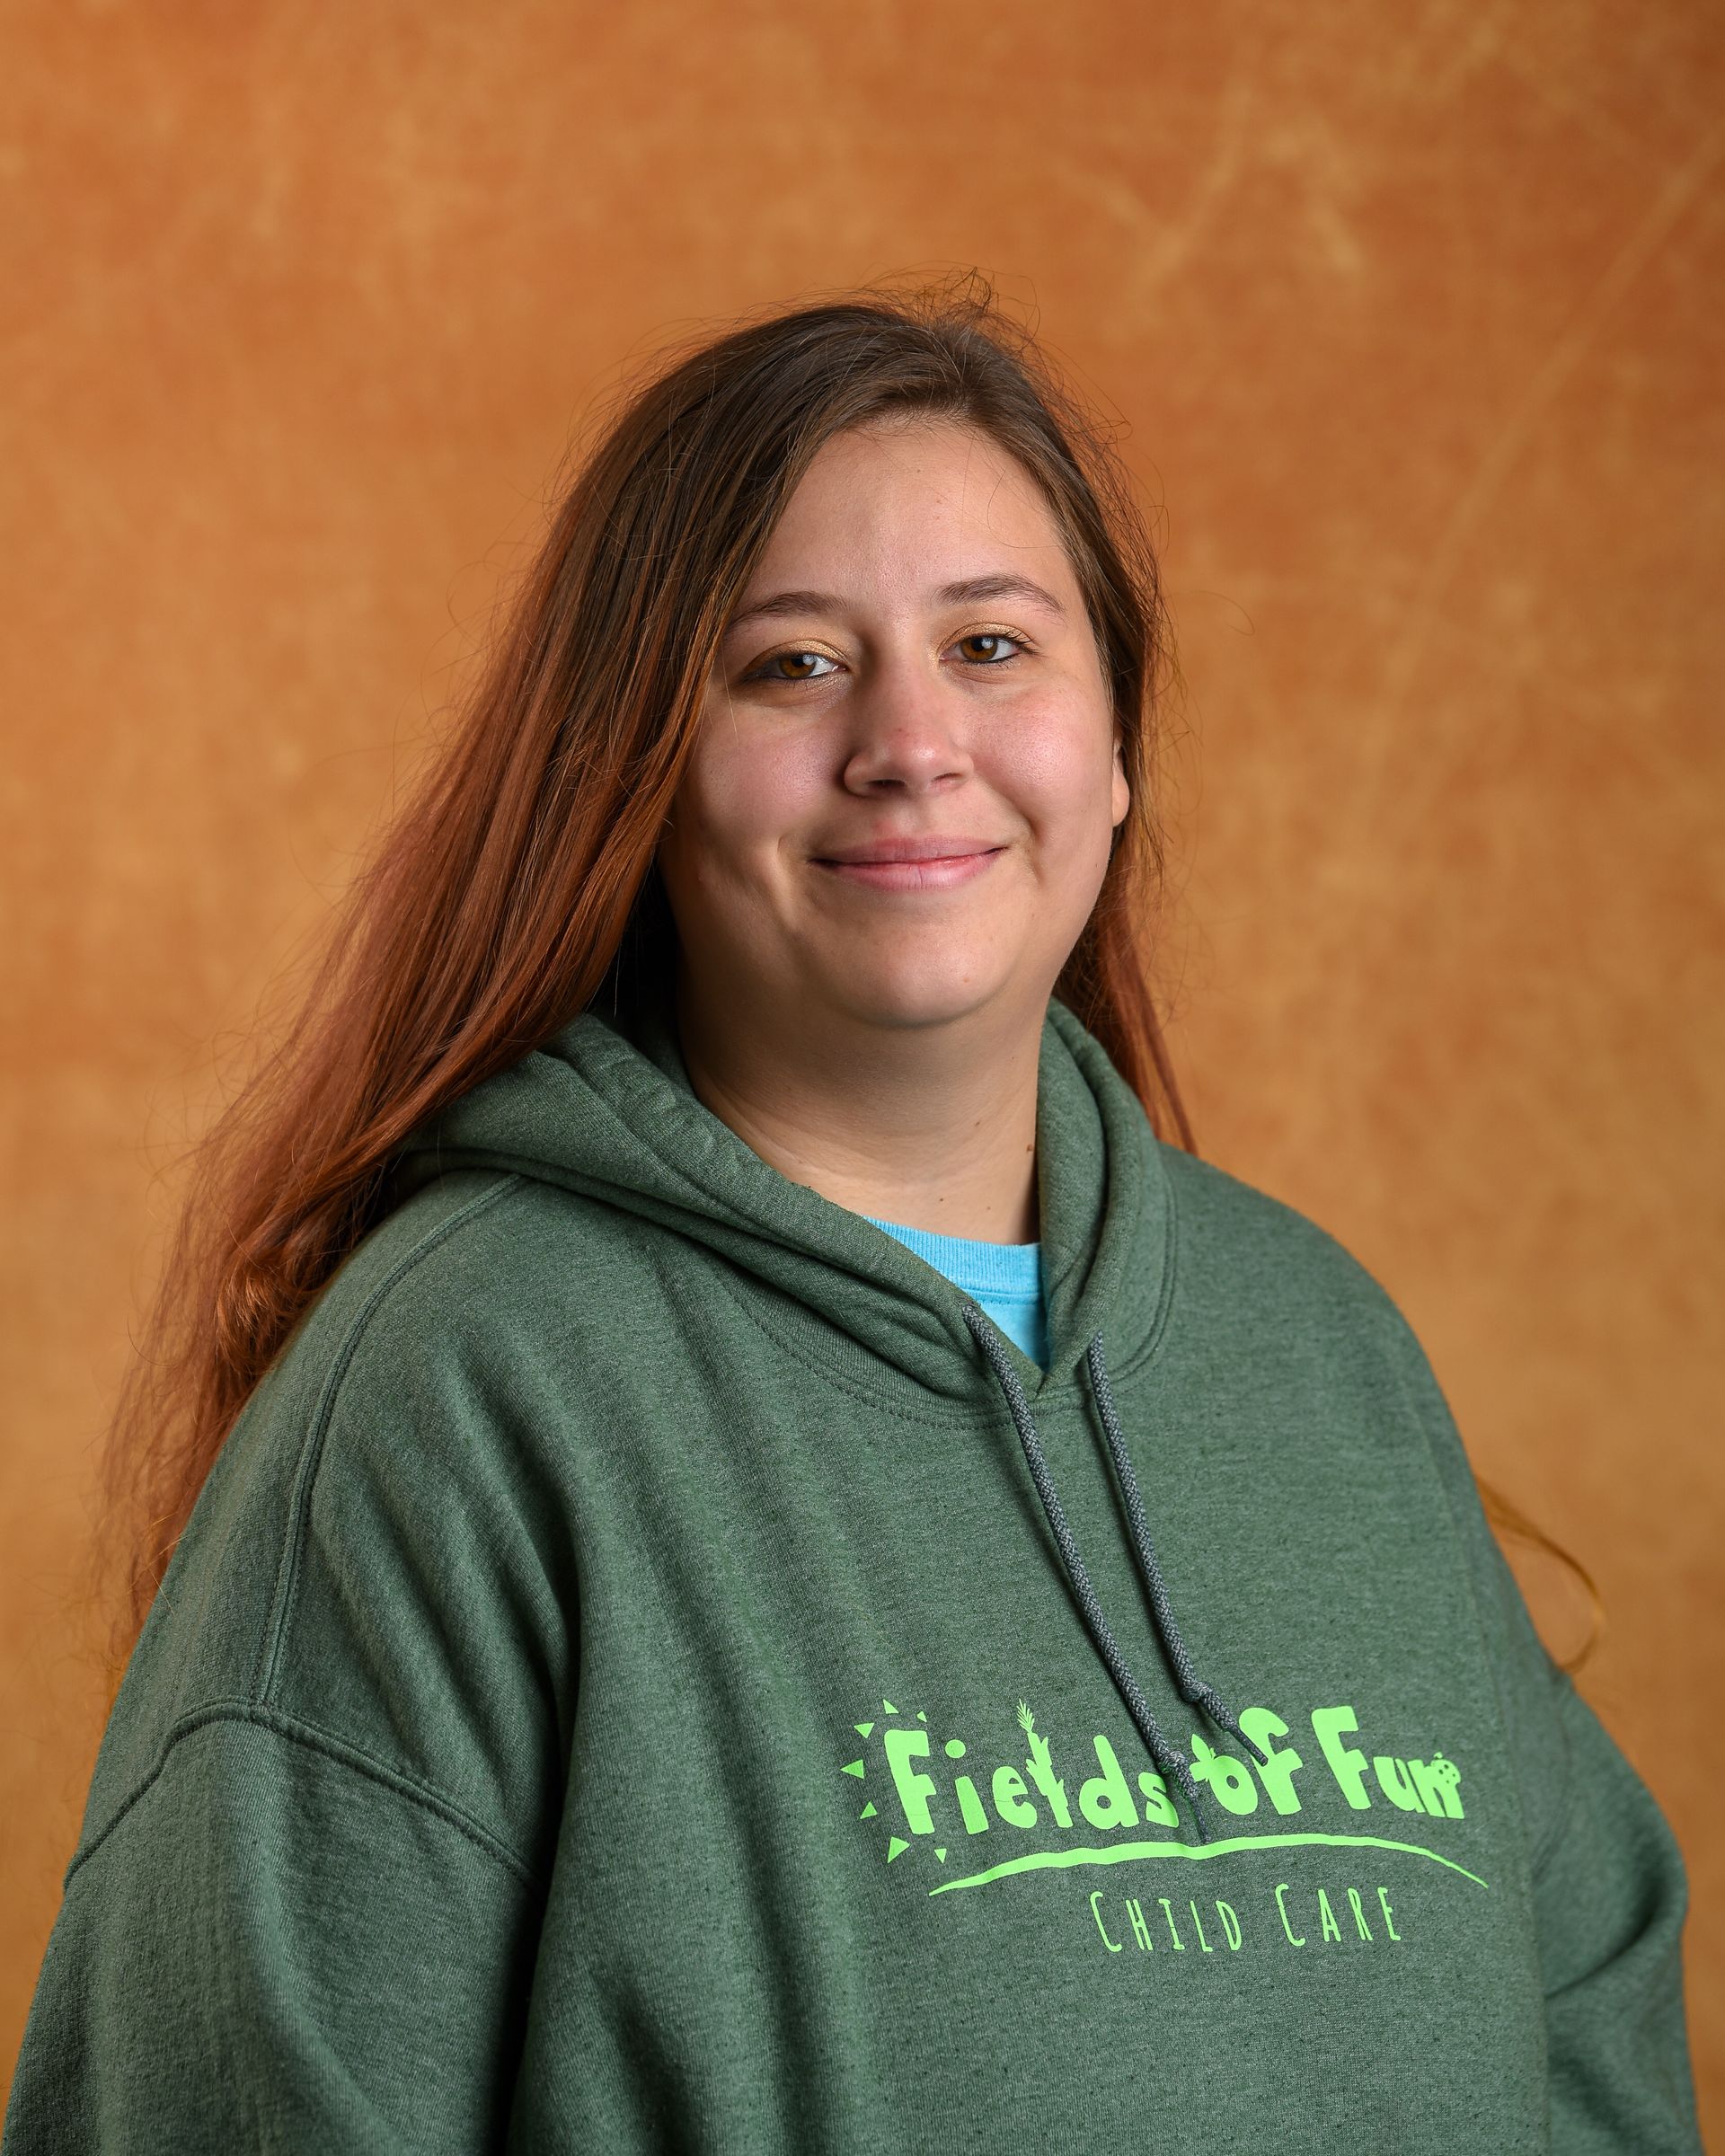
[4,0,1721,2128]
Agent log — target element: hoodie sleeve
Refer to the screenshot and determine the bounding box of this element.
[4,1176,565,2153]
[3,1711,542,2153]
[1380,1301,1704,2154]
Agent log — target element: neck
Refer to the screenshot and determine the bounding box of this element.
[669,967,1042,1244]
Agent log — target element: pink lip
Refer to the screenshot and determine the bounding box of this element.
[813,844,1004,892]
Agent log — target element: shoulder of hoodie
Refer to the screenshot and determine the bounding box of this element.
[276,1166,582,1404]
[1153,1135,1423,1367]
[66,1167,575,1893]
[176,1171,560,1602]
[254,1163,642,1462]
[1148,1135,1521,1539]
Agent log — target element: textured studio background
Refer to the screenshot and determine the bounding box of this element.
[4,0,1721,2126]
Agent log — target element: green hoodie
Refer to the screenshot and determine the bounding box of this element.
[4,991,1702,2152]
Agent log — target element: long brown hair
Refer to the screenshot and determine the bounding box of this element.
[89,270,1603,1699]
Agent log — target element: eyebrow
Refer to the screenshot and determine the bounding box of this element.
[721,572,1068,639]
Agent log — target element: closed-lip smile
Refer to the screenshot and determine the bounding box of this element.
[810,835,1006,892]
[814,835,1005,864]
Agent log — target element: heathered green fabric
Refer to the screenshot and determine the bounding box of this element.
[5,991,1702,2152]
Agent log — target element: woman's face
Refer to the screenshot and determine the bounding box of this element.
[655,415,1129,1045]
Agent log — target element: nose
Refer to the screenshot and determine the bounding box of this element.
[839,651,976,795]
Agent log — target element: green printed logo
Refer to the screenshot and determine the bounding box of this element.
[838,1695,1484,1898]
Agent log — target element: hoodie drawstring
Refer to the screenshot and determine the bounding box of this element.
[961,1303,1270,1844]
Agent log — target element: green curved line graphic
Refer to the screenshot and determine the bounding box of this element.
[927,1830,1491,1896]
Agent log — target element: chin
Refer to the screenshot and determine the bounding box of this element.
[811,959,1031,1034]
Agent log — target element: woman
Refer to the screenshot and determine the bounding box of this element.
[7,279,1701,2152]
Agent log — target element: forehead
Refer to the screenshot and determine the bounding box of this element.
[757,417,1068,573]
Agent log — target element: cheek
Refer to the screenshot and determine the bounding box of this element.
[986,699,1114,821]
[678,720,825,863]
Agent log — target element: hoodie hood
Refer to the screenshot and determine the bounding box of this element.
[389,983,1267,1836]
[391,983,1170,1406]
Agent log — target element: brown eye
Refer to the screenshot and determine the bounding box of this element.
[749,649,838,683]
[956,632,1025,665]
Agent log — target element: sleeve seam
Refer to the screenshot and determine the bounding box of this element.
[64,1698,548,1895]
[255,1171,527,1706]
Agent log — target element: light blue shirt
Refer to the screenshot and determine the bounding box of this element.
[865,1216,1048,1370]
